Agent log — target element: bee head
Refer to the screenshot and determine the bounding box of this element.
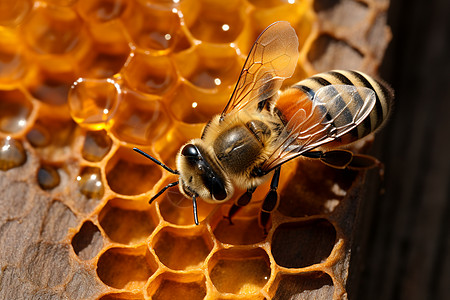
[176,140,233,203]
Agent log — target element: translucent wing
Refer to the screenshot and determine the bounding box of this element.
[262,85,377,171]
[221,21,299,116]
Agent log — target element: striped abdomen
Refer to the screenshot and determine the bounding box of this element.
[278,70,393,145]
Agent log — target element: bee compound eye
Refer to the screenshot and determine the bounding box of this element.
[181,144,198,157]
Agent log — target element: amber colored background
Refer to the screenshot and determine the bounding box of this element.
[351,0,450,299]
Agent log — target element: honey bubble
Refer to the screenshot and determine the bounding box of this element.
[37,164,61,190]
[110,88,171,145]
[0,137,27,171]
[68,78,122,130]
[122,51,177,96]
[0,88,33,134]
[77,167,104,199]
[0,0,32,27]
[82,130,113,162]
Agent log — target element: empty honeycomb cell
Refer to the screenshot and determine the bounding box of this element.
[0,88,33,134]
[209,248,271,295]
[99,292,144,300]
[122,2,181,52]
[96,246,157,289]
[272,271,334,299]
[0,0,32,27]
[152,226,214,270]
[157,184,217,226]
[82,130,113,162]
[77,166,105,199]
[148,273,207,300]
[26,123,51,148]
[167,82,228,124]
[21,4,85,56]
[174,44,242,90]
[271,218,336,268]
[278,160,356,217]
[122,51,177,96]
[182,0,245,43]
[105,147,162,195]
[68,77,122,130]
[98,198,157,245]
[212,214,266,245]
[0,136,27,171]
[110,89,171,145]
[314,0,368,27]
[37,164,61,190]
[308,34,364,71]
[0,28,30,85]
[71,221,104,261]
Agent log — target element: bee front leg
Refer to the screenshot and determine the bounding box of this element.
[224,186,256,225]
[259,166,281,235]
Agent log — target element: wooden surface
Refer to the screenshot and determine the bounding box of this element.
[351,0,450,299]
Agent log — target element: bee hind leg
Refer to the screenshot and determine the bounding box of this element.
[224,187,256,225]
[259,166,281,235]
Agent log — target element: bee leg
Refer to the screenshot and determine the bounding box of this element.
[192,194,199,225]
[259,166,281,234]
[224,187,256,225]
[303,150,353,169]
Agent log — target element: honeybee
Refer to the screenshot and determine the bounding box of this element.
[134,21,393,231]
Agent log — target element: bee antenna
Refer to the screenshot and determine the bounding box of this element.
[133,147,179,175]
[149,181,179,204]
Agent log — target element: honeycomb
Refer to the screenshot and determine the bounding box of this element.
[0,0,391,299]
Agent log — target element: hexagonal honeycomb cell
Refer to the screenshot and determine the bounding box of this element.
[0,0,392,299]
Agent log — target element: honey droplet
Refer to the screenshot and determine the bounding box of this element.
[77,167,104,199]
[0,137,26,171]
[82,130,112,162]
[68,78,121,130]
[37,165,60,190]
